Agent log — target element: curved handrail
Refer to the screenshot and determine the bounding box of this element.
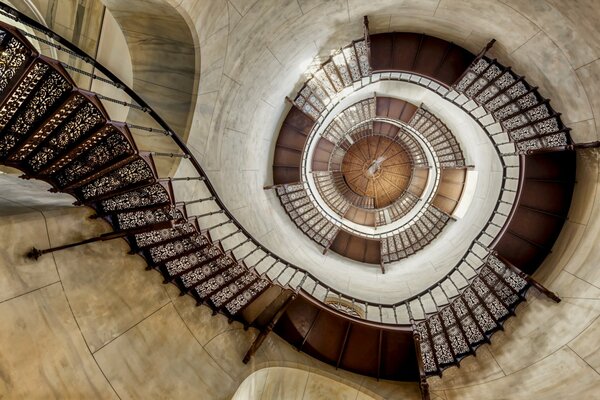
[0,3,521,324]
[0,2,317,289]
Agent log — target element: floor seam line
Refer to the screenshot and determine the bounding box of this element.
[93,302,171,354]
[0,280,61,305]
[566,344,600,376]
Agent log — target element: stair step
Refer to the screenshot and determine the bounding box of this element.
[74,156,156,202]
[40,123,137,189]
[131,222,197,250]
[163,244,222,278]
[145,233,211,266]
[0,59,75,163]
[7,91,106,167]
[111,205,182,231]
[97,182,172,214]
[453,56,569,153]
[210,272,258,308]
[179,254,236,290]
[197,263,249,301]
[225,277,270,315]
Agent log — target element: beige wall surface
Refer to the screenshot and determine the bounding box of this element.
[0,0,600,399]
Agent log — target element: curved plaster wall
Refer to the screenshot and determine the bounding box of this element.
[169,0,600,303]
[0,0,600,399]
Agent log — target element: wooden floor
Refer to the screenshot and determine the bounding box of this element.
[341,136,413,208]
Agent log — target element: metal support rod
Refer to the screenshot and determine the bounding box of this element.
[263,182,298,190]
[177,197,215,207]
[127,123,170,135]
[96,93,145,110]
[159,176,206,182]
[297,273,308,290]
[573,141,600,150]
[217,229,242,243]
[27,220,175,260]
[264,259,280,275]
[147,151,190,159]
[412,330,431,400]
[230,237,253,253]
[242,292,298,364]
[188,210,223,221]
[206,220,232,232]
[236,245,260,262]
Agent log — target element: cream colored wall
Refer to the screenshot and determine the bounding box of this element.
[1,0,600,399]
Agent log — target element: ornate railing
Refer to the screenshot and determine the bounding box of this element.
[0,4,558,328]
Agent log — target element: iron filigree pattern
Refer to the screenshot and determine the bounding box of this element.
[79,158,154,200]
[209,270,256,307]
[148,234,207,264]
[382,206,449,263]
[487,255,527,293]
[165,245,221,277]
[181,255,235,288]
[293,41,370,120]
[0,61,47,130]
[0,37,28,94]
[454,57,569,153]
[473,304,496,332]
[460,315,484,344]
[416,322,437,373]
[195,263,245,299]
[115,206,179,230]
[0,62,51,158]
[447,325,469,355]
[225,278,270,314]
[133,223,196,249]
[53,131,134,187]
[432,333,453,365]
[409,107,465,167]
[4,68,71,141]
[10,94,85,161]
[100,183,170,213]
[277,183,338,247]
[27,102,105,171]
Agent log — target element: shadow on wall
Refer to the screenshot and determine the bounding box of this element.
[101,0,200,147]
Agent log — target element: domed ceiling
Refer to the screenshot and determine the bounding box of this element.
[272,52,473,268]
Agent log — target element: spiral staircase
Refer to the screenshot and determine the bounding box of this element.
[0,7,579,400]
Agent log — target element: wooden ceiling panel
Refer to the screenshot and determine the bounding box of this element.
[391,32,421,71]
[340,323,379,374]
[413,35,451,78]
[285,106,315,133]
[302,308,349,364]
